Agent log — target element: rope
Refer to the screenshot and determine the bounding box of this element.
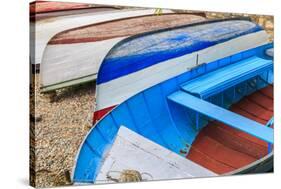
[106,169,154,182]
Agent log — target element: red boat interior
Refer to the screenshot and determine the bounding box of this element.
[187,85,273,174]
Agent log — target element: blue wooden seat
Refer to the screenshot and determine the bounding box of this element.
[168,91,273,144]
[181,56,273,99]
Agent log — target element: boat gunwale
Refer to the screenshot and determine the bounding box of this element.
[223,152,273,175]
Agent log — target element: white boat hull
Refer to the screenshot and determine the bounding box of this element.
[31,9,172,66]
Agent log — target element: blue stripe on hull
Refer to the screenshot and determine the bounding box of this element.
[97,20,262,84]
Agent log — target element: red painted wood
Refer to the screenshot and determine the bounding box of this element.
[230,106,267,124]
[190,134,256,168]
[187,85,273,174]
[202,124,268,159]
[247,92,273,111]
[49,14,205,44]
[187,145,235,174]
[234,99,272,121]
[30,1,92,14]
[259,85,273,99]
[93,105,116,124]
[212,120,268,148]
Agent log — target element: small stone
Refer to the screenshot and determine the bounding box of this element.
[265,20,274,30]
[258,17,266,26]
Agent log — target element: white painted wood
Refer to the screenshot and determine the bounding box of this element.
[32,8,173,65]
[41,37,126,87]
[95,126,217,183]
[96,31,268,111]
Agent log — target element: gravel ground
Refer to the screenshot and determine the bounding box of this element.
[30,12,274,188]
[30,75,95,187]
[205,12,273,41]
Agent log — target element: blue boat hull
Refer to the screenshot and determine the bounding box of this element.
[94,19,269,122]
[72,42,273,183]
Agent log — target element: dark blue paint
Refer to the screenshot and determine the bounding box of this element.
[97,20,262,84]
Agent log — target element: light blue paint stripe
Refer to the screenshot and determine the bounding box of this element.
[181,56,273,98]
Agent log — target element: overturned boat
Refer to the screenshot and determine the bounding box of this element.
[30,1,120,72]
[40,13,205,92]
[29,0,118,20]
[30,6,172,73]
[72,19,273,183]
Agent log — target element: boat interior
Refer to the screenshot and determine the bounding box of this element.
[73,43,273,182]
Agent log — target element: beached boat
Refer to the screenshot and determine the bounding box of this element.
[30,1,118,73]
[30,1,95,13]
[30,0,118,20]
[31,7,172,73]
[40,13,205,92]
[93,18,270,122]
[72,19,273,183]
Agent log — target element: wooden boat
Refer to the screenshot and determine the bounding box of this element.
[30,1,118,73]
[30,1,95,13]
[40,13,205,92]
[94,18,270,122]
[30,8,171,72]
[72,19,273,183]
[29,0,118,20]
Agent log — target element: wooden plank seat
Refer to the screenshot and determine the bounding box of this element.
[181,56,273,99]
[168,91,273,144]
